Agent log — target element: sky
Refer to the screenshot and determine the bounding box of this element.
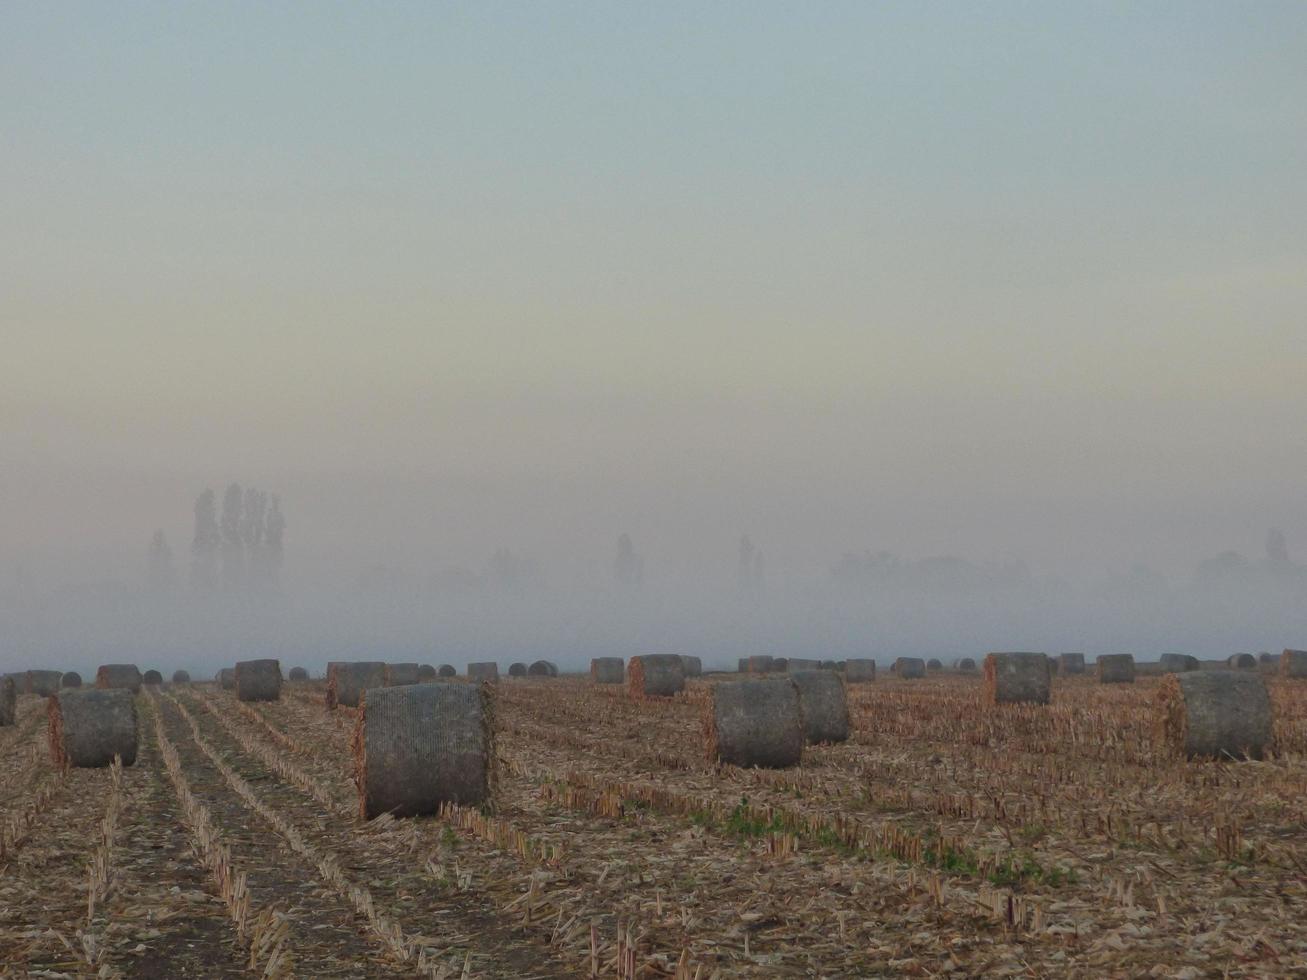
[2,4,1306,668]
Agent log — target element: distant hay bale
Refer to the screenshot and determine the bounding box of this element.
[926,658,942,672]
[96,664,142,693]
[49,689,138,768]
[678,655,703,677]
[747,656,775,674]
[353,682,495,819]
[893,657,926,679]
[1048,658,1059,677]
[1280,650,1307,678]
[1097,654,1135,684]
[437,664,456,678]
[384,663,422,686]
[1159,653,1200,674]
[235,659,282,702]
[1156,671,1273,760]
[1,676,15,727]
[27,670,63,697]
[467,662,500,684]
[790,670,849,744]
[628,655,685,699]
[61,671,83,689]
[984,653,1051,705]
[1258,652,1274,667]
[218,668,236,690]
[1058,653,1085,675]
[527,660,558,677]
[416,664,436,682]
[590,657,624,684]
[820,660,837,671]
[327,661,385,708]
[705,678,803,768]
[737,658,748,673]
[1227,653,1257,670]
[507,663,527,677]
[172,670,191,685]
[772,657,789,672]
[786,658,819,673]
[142,670,163,686]
[844,658,876,683]
[288,666,309,682]
[952,658,977,672]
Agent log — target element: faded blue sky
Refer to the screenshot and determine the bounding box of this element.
[3,2,1306,585]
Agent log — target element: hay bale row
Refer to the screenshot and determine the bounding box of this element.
[893,657,925,679]
[678,655,702,678]
[236,659,281,702]
[786,658,819,673]
[172,670,191,685]
[1156,671,1272,760]
[628,655,685,698]
[984,652,1051,705]
[1058,653,1085,675]
[0,676,15,726]
[467,662,499,683]
[218,668,236,690]
[1281,649,1307,678]
[705,678,803,769]
[1097,654,1135,684]
[384,663,422,686]
[327,661,385,708]
[844,658,876,683]
[790,670,849,744]
[61,671,82,689]
[353,682,494,819]
[590,657,625,684]
[27,670,63,697]
[528,660,558,677]
[48,689,138,768]
[96,664,142,693]
[1160,653,1200,674]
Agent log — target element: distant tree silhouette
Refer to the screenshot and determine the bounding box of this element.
[190,489,219,591]
[265,494,285,587]
[614,533,644,586]
[1267,528,1290,567]
[220,483,244,591]
[146,529,174,593]
[738,535,763,592]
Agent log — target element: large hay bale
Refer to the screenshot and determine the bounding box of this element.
[844,658,876,683]
[61,671,83,689]
[736,657,748,673]
[354,682,493,819]
[288,666,309,682]
[747,655,775,674]
[27,670,63,697]
[1160,653,1200,674]
[628,655,685,698]
[235,659,282,702]
[172,670,191,685]
[507,662,527,677]
[218,668,236,690]
[1058,653,1085,675]
[1227,653,1257,670]
[327,662,386,708]
[142,669,163,686]
[926,658,943,672]
[96,664,142,693]
[49,689,138,768]
[790,670,849,744]
[1280,649,1307,678]
[417,664,436,682]
[705,678,803,768]
[1156,671,1272,760]
[527,660,558,677]
[0,676,15,726]
[384,663,422,686]
[1097,654,1135,684]
[467,662,500,683]
[590,657,624,684]
[678,655,703,677]
[437,664,456,678]
[984,653,1051,705]
[787,658,820,672]
[893,657,925,679]
[952,657,977,672]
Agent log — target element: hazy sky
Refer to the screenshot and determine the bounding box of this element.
[4,2,1306,588]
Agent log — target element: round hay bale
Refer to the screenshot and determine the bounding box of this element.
[27,670,63,697]
[790,670,849,744]
[437,664,456,678]
[0,676,15,727]
[467,662,500,683]
[1156,670,1272,760]
[1258,652,1274,667]
[527,660,557,677]
[952,657,976,672]
[217,668,236,690]
[384,663,422,686]
[984,652,1051,705]
[704,678,803,768]
[893,657,926,679]
[61,671,83,689]
[171,670,191,685]
[678,655,703,678]
[142,669,163,686]
[736,657,748,673]
[747,655,775,674]
[327,662,385,708]
[820,660,837,671]
[235,659,282,702]
[771,657,788,672]
[628,654,685,698]
[1227,653,1257,670]
[49,689,138,768]
[1159,653,1200,674]
[844,658,876,683]
[96,664,142,693]
[417,664,437,682]
[353,682,494,819]
[590,657,625,684]
[288,666,309,682]
[787,658,819,673]
[1057,653,1086,675]
[1097,654,1135,684]
[507,663,527,677]
[926,658,943,672]
[1280,649,1307,678]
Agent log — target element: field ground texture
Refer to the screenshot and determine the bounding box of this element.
[2,670,1306,977]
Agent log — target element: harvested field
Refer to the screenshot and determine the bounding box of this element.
[5,668,1307,976]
